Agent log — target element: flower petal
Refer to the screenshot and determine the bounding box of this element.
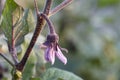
[45,48,50,61]
[45,47,55,65]
[50,48,55,65]
[56,46,67,65]
[61,48,68,53]
[40,44,47,49]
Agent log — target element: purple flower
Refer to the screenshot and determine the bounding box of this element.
[40,34,67,65]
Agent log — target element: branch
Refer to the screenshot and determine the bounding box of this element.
[43,0,53,15]
[41,13,56,34]
[16,0,53,72]
[0,53,14,67]
[49,0,73,16]
[34,0,39,15]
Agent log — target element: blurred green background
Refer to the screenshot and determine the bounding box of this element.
[52,0,120,80]
[1,0,120,80]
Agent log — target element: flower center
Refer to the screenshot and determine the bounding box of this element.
[46,34,59,43]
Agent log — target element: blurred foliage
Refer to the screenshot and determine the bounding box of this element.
[51,0,120,80]
[0,0,120,80]
[1,0,18,47]
[98,0,120,7]
[42,68,83,80]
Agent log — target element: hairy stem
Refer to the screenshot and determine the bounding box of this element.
[16,0,53,72]
[49,0,73,16]
[41,13,55,34]
[43,0,53,15]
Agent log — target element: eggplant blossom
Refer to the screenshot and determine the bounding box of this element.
[40,33,67,65]
[40,13,67,65]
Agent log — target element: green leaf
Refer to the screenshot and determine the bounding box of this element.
[14,9,30,46]
[22,53,36,80]
[1,0,33,47]
[98,0,120,7]
[42,68,83,80]
[14,9,35,47]
[30,77,41,80]
[1,0,18,46]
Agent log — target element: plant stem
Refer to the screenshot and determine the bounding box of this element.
[34,0,39,15]
[41,13,55,34]
[49,0,73,16]
[43,0,53,15]
[0,53,14,67]
[16,0,53,72]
